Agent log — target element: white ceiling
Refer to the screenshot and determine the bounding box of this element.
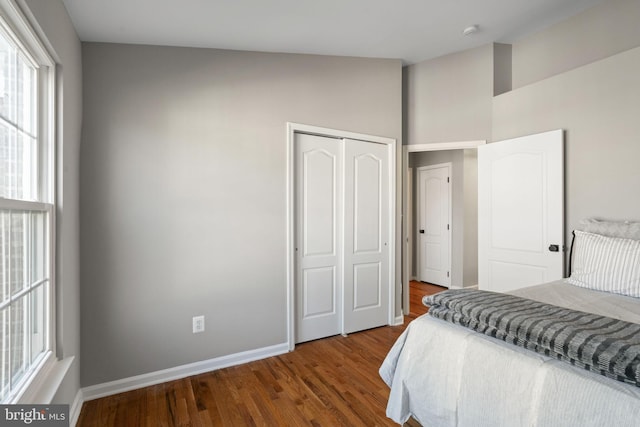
[61,0,604,65]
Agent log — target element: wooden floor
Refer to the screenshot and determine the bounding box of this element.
[78,320,411,426]
[409,280,447,316]
[78,284,446,427]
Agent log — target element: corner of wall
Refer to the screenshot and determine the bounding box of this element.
[22,0,83,409]
[493,43,512,96]
[511,0,640,88]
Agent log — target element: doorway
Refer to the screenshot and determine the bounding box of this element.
[402,141,485,314]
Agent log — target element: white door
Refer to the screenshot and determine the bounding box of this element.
[478,129,564,292]
[417,164,451,287]
[343,139,389,334]
[294,133,342,343]
[294,133,390,342]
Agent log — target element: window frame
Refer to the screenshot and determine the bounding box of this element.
[0,0,57,404]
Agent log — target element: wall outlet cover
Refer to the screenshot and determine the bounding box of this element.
[192,315,205,333]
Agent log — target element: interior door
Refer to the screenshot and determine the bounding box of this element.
[343,139,389,334]
[478,129,564,292]
[417,164,451,287]
[294,133,341,343]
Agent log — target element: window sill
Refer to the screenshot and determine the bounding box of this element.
[15,355,75,404]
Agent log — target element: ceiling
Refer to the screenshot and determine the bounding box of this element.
[61,0,604,65]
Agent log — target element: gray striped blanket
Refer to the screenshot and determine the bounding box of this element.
[423,289,640,387]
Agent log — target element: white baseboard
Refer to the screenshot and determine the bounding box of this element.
[81,342,289,402]
[69,388,84,427]
[450,284,478,290]
[393,315,404,325]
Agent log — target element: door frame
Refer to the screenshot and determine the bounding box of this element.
[286,122,396,351]
[401,141,485,313]
[416,162,452,287]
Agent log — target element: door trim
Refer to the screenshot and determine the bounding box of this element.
[407,141,486,153]
[286,122,396,351]
[416,163,452,287]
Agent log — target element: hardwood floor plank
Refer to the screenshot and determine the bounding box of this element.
[409,280,447,316]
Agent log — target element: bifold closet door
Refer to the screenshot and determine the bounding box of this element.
[294,133,390,343]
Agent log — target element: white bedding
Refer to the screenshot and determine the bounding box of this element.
[510,280,640,324]
[380,280,640,426]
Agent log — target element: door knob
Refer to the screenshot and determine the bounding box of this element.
[419,229,425,234]
[548,244,559,252]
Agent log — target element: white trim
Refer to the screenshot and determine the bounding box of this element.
[0,198,50,211]
[82,342,289,402]
[450,284,478,290]
[393,315,404,326]
[69,388,84,427]
[0,0,59,405]
[403,167,413,313]
[406,140,486,153]
[15,355,73,404]
[387,135,397,329]
[288,122,395,145]
[339,139,346,337]
[416,163,452,287]
[286,124,295,351]
[286,122,397,351]
[0,0,55,67]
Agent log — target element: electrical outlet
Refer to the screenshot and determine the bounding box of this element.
[192,315,205,333]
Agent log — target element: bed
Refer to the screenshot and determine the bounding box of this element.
[380,220,640,426]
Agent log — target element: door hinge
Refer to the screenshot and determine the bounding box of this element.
[447,271,450,278]
[447,224,450,230]
[447,177,450,183]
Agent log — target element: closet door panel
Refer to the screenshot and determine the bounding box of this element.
[294,133,342,343]
[343,139,389,334]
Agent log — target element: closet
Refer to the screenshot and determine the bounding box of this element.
[293,132,391,343]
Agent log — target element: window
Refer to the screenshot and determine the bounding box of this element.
[0,0,55,403]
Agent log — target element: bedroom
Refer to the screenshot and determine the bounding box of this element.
[0,0,639,425]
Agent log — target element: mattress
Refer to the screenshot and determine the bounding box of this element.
[379,280,640,426]
[510,280,640,324]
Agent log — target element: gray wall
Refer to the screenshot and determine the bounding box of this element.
[403,44,491,290]
[22,0,83,405]
[495,0,640,270]
[512,0,640,89]
[493,43,512,96]
[406,0,640,284]
[80,43,402,386]
[494,45,640,265]
[405,44,493,144]
[462,149,478,287]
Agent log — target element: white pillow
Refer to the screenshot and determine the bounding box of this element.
[577,218,640,240]
[567,230,640,298]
